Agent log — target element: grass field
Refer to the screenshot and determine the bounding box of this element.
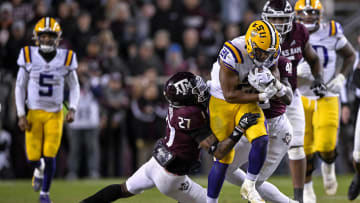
[0,175,358,203]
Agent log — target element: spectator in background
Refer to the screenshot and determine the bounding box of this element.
[129,69,167,166]
[4,20,26,77]
[101,72,130,176]
[129,39,163,76]
[67,60,102,180]
[150,0,182,43]
[11,0,33,23]
[135,2,155,42]
[221,0,248,24]
[101,41,129,76]
[153,29,171,63]
[201,16,224,61]
[84,37,102,72]
[57,2,77,42]
[164,44,189,76]
[182,28,200,60]
[0,122,13,179]
[72,11,93,58]
[0,2,13,31]
[224,23,240,41]
[181,0,208,32]
[110,1,131,47]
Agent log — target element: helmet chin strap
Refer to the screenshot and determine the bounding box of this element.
[39,44,55,53]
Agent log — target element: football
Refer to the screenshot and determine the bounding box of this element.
[248,67,275,92]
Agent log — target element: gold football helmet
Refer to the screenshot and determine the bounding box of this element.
[33,17,62,52]
[245,20,280,68]
[295,0,323,31]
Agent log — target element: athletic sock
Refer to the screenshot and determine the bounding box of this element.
[207,161,228,199]
[42,157,56,192]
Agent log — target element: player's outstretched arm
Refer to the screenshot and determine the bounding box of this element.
[65,70,80,123]
[200,113,260,160]
[15,68,31,131]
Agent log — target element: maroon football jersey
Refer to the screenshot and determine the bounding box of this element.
[281,22,309,90]
[162,105,209,162]
[263,56,293,118]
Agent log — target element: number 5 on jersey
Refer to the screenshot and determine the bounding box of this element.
[39,73,53,96]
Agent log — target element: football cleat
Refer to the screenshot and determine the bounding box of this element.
[240,179,265,203]
[32,158,45,192]
[321,162,338,195]
[304,182,316,203]
[39,194,53,203]
[348,174,360,200]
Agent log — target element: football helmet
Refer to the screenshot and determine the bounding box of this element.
[245,20,281,68]
[33,17,62,53]
[164,72,209,107]
[295,0,322,32]
[261,0,295,36]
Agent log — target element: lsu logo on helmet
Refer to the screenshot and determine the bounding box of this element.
[245,20,281,68]
[33,17,62,53]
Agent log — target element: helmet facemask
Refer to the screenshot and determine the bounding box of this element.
[296,9,320,31]
[191,75,209,104]
[36,32,59,53]
[262,13,294,36]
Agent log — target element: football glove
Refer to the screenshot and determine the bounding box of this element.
[258,84,277,102]
[274,79,286,97]
[248,67,275,93]
[238,113,260,130]
[311,76,327,97]
[327,73,345,94]
[353,69,360,89]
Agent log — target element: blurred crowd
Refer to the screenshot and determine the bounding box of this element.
[0,0,359,179]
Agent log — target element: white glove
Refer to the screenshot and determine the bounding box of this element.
[297,61,313,79]
[248,67,275,93]
[273,79,286,97]
[258,84,277,102]
[327,73,345,94]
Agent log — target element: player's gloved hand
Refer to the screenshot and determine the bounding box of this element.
[310,75,327,97]
[258,85,277,101]
[18,116,31,131]
[238,113,261,130]
[327,73,345,94]
[353,68,360,89]
[273,79,287,97]
[248,67,275,92]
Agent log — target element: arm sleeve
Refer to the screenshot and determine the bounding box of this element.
[15,68,28,117]
[65,70,80,111]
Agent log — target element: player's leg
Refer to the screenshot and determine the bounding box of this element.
[41,110,63,202]
[301,96,316,203]
[237,103,268,203]
[349,105,360,200]
[314,96,339,195]
[207,96,238,203]
[81,157,158,202]
[286,92,307,203]
[26,110,45,192]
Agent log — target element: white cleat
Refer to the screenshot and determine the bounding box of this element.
[321,162,338,195]
[240,179,265,203]
[304,182,316,203]
[32,158,45,192]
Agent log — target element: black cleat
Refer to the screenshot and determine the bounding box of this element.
[348,174,360,200]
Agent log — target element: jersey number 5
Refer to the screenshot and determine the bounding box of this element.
[39,73,53,96]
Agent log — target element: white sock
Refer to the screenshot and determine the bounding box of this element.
[305,181,313,189]
[40,191,49,196]
[206,196,218,203]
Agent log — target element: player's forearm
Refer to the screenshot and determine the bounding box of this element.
[338,44,357,77]
[15,85,26,117]
[213,139,237,160]
[66,71,80,110]
[223,90,259,104]
[308,56,322,78]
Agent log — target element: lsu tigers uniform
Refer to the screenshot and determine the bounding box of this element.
[15,46,79,160]
[297,21,348,155]
[208,36,277,164]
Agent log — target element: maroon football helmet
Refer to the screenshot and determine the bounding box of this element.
[262,0,295,36]
[164,72,209,107]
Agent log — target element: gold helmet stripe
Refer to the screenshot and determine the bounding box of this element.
[262,20,276,49]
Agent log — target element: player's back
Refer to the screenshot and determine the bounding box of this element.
[17,46,77,112]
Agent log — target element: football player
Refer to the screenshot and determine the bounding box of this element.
[15,17,80,203]
[206,20,283,203]
[294,0,357,202]
[226,56,300,203]
[262,0,323,202]
[349,64,360,200]
[80,72,260,203]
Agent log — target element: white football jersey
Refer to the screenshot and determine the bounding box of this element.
[298,20,348,98]
[209,36,279,100]
[17,46,78,112]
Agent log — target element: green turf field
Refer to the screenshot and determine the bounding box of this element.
[0,175,357,203]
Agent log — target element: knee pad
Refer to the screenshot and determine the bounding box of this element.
[288,146,305,160]
[306,155,315,177]
[353,151,360,163]
[317,150,337,164]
